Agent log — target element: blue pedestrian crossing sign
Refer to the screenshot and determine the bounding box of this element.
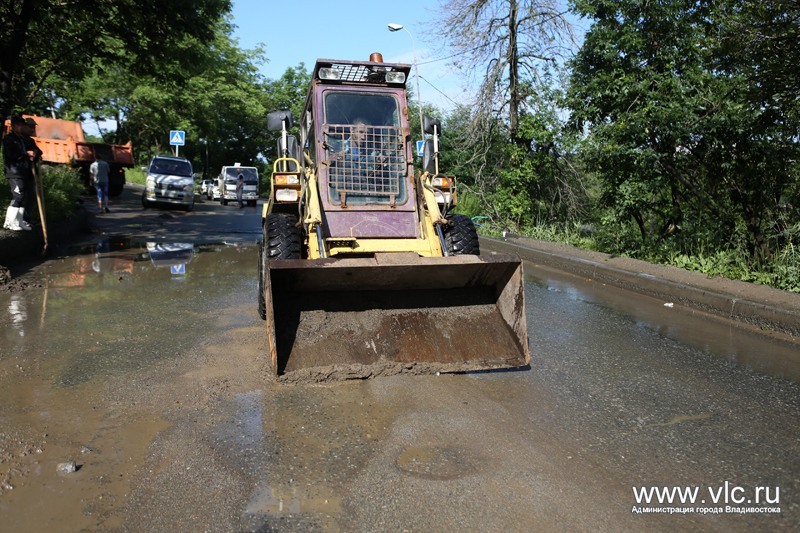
[171,264,186,275]
[169,130,186,146]
[416,140,425,157]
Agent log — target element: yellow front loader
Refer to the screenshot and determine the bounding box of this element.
[257,56,530,382]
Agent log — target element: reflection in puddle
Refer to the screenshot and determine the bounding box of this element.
[246,484,341,516]
[8,294,27,335]
[147,242,195,275]
[395,445,477,480]
[527,272,800,382]
[0,241,258,387]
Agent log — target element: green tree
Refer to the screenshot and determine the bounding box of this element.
[261,64,312,165]
[429,1,586,233]
[53,17,290,180]
[0,0,230,122]
[568,0,800,262]
[433,0,575,143]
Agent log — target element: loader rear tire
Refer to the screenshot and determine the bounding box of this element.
[258,214,301,320]
[444,214,480,255]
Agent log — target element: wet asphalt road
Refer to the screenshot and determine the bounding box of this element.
[0,186,799,531]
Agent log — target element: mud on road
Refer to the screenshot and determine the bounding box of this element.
[2,241,799,531]
[2,188,799,531]
[0,266,566,531]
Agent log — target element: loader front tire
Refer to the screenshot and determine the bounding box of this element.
[265,214,302,259]
[258,238,267,319]
[444,214,480,255]
[258,214,302,320]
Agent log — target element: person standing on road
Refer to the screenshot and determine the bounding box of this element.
[236,173,244,208]
[90,159,111,213]
[3,115,37,231]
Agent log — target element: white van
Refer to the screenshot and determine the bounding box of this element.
[218,163,259,206]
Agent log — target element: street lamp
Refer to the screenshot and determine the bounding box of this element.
[388,22,425,142]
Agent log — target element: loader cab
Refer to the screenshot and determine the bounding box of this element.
[320,90,408,208]
[304,59,414,209]
[292,58,418,239]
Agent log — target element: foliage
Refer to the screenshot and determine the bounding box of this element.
[0,0,231,121]
[51,17,277,180]
[430,1,592,238]
[39,165,84,222]
[436,70,595,235]
[43,20,313,191]
[125,167,147,187]
[432,0,575,142]
[567,0,800,267]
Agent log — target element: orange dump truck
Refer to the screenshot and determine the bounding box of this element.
[4,115,133,196]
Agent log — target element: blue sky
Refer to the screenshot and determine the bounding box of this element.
[230,0,466,110]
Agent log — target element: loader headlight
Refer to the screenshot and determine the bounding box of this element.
[274,174,300,185]
[319,68,341,80]
[385,71,406,84]
[434,190,452,204]
[276,189,299,202]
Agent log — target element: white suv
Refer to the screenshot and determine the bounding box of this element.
[142,155,195,211]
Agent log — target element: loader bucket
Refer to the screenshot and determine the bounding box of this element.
[263,253,530,383]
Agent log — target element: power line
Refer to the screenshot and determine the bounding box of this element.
[416,43,488,66]
[418,75,462,108]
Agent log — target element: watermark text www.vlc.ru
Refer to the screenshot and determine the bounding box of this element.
[631,481,780,515]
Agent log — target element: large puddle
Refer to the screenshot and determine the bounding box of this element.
[0,239,260,530]
[526,263,800,382]
[1,241,798,530]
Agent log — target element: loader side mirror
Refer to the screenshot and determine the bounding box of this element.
[423,115,441,135]
[268,110,294,132]
[422,139,436,174]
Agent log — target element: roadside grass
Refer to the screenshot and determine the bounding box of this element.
[476,219,800,293]
[39,166,85,222]
[0,157,84,223]
[125,167,147,186]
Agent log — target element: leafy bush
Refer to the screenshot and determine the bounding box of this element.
[39,165,84,222]
[452,190,482,219]
[125,166,147,186]
[476,209,799,293]
[1,156,83,224]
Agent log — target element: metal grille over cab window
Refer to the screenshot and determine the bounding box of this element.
[322,92,406,207]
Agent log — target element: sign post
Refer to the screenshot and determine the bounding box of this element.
[169,130,186,156]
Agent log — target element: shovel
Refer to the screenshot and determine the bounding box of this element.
[32,161,48,254]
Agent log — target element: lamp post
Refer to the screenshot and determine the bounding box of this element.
[388,23,425,142]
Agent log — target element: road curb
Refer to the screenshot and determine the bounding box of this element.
[481,236,800,337]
